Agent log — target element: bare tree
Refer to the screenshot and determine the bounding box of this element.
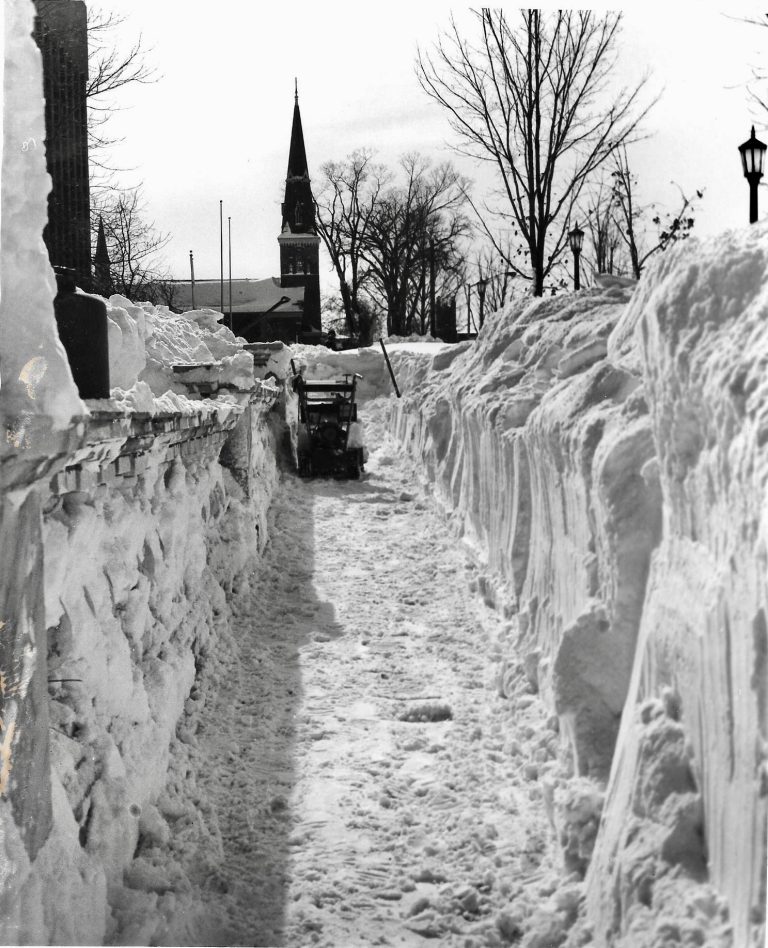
[94,186,170,302]
[86,7,158,188]
[473,241,519,317]
[417,9,653,295]
[610,145,702,279]
[730,14,768,117]
[315,150,389,343]
[360,154,469,336]
[143,276,182,310]
[581,176,626,280]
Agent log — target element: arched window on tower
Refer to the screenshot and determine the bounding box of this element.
[294,201,303,228]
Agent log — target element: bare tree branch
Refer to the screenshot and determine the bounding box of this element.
[417,9,656,295]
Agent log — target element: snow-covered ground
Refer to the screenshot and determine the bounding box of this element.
[109,402,586,948]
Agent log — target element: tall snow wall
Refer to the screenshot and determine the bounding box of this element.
[0,4,283,939]
[387,235,768,946]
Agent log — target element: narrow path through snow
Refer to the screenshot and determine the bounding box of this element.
[160,400,561,948]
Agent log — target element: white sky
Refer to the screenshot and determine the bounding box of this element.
[88,1,768,288]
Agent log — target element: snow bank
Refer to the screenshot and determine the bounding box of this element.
[289,340,445,400]
[589,227,768,948]
[0,0,84,444]
[379,233,768,947]
[102,295,255,409]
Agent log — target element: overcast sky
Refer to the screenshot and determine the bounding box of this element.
[88,2,768,289]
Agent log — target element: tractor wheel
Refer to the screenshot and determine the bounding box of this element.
[297,452,312,478]
[345,452,360,479]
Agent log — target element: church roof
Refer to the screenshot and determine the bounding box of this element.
[171,277,304,315]
[229,279,304,314]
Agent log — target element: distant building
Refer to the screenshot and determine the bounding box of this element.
[32,0,92,290]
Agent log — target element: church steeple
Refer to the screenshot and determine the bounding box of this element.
[93,216,113,297]
[278,82,321,332]
[281,82,315,234]
[287,78,308,177]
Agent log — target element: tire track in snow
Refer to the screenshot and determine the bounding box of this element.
[162,399,562,947]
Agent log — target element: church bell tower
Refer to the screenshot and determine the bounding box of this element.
[278,81,321,331]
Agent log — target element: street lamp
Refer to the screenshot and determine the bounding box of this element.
[476,277,489,328]
[739,125,767,224]
[568,223,584,290]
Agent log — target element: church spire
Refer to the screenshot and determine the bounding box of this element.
[282,83,314,233]
[286,83,309,181]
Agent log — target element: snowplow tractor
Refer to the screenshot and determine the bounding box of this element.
[292,367,365,479]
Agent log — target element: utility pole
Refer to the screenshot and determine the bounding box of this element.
[429,238,436,338]
[228,216,233,331]
[219,199,224,315]
[189,250,196,310]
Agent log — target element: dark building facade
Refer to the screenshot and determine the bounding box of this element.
[277,86,321,331]
[33,0,92,290]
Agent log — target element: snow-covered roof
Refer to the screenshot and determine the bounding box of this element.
[229,281,304,315]
[172,277,304,314]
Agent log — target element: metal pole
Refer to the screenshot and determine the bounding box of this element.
[228,216,233,331]
[429,239,436,338]
[749,176,760,224]
[465,284,471,334]
[574,250,581,291]
[189,250,196,310]
[219,200,224,315]
[379,340,401,398]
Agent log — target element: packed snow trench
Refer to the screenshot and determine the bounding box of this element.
[139,401,561,948]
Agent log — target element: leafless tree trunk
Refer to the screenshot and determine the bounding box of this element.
[315,150,388,339]
[417,9,653,295]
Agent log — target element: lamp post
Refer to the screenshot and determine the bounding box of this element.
[476,277,488,328]
[189,250,196,310]
[739,125,767,224]
[568,223,584,290]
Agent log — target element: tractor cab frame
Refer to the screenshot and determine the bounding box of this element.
[292,367,365,479]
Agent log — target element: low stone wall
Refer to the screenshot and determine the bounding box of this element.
[0,388,280,945]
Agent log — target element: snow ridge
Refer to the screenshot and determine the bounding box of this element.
[386,233,768,947]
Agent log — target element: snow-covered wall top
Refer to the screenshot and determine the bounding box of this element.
[100,297,260,414]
